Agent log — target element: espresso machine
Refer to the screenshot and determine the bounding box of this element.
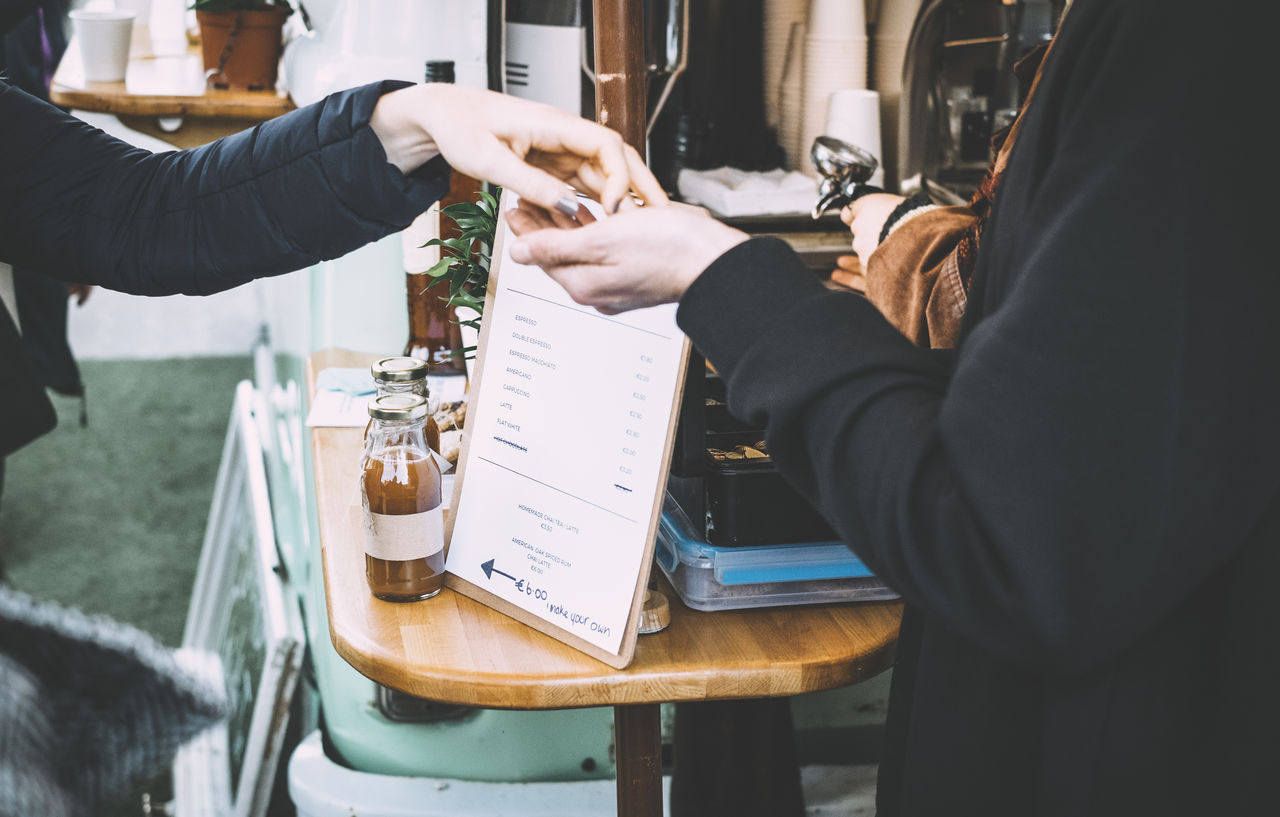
[897,0,1060,200]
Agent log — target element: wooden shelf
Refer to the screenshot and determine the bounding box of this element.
[51,35,294,121]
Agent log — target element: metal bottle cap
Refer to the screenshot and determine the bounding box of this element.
[367,394,429,421]
[371,356,429,383]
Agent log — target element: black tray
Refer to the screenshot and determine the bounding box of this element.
[670,352,836,547]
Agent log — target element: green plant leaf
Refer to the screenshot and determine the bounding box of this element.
[450,293,485,313]
[442,202,485,220]
[423,258,454,279]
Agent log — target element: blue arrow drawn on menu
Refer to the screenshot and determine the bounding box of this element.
[481,559,519,583]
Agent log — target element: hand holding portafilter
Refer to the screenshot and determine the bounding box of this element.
[811,136,884,219]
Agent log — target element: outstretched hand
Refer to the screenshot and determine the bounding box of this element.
[507,200,748,315]
[370,84,668,216]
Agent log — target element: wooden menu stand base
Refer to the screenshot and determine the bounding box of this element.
[638,590,672,634]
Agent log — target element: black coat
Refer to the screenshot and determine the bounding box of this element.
[678,0,1278,813]
[0,80,451,456]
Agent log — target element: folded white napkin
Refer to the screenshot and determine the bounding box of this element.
[677,167,819,218]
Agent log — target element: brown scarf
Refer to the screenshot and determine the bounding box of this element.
[952,38,1057,292]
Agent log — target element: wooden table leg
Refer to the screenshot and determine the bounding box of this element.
[615,703,664,817]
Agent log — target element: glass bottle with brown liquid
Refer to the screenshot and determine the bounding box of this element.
[370,356,441,454]
[361,394,446,602]
[403,59,477,377]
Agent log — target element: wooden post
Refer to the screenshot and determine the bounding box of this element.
[590,7,662,817]
[593,0,648,158]
[615,703,664,817]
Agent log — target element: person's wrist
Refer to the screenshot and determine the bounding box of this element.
[678,221,749,295]
[877,192,936,244]
[369,85,441,174]
[702,222,750,269]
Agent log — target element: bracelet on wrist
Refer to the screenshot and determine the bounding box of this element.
[878,192,938,245]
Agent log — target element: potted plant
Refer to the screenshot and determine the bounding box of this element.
[194,1,292,91]
[418,187,502,363]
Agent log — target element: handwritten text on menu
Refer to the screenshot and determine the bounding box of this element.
[447,199,685,656]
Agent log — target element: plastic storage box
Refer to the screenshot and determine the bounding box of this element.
[654,494,898,611]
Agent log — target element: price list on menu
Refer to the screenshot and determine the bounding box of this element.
[447,199,687,663]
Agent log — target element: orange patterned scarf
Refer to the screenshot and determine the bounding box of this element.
[952,38,1056,292]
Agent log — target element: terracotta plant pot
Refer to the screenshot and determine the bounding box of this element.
[197,7,291,91]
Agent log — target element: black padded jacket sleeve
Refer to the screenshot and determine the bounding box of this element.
[676,0,1278,678]
[0,0,44,33]
[0,79,450,295]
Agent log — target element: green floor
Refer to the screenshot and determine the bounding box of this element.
[0,356,252,813]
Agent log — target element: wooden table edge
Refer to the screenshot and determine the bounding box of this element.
[49,84,294,120]
[309,348,902,710]
[321,590,901,709]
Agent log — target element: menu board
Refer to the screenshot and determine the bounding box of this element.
[446,195,689,668]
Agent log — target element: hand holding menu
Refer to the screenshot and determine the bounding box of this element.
[445,195,689,668]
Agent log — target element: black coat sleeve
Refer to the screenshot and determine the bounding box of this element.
[0,0,45,34]
[676,0,1279,677]
[0,79,451,295]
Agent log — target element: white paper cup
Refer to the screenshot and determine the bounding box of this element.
[826,88,884,186]
[70,10,136,82]
[808,0,867,40]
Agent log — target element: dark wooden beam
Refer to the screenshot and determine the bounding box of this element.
[592,0,648,158]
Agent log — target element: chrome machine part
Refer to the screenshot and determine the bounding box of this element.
[810,135,883,219]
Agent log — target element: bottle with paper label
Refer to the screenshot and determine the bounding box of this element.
[361,393,445,602]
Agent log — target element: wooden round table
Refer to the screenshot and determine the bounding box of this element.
[309,349,902,817]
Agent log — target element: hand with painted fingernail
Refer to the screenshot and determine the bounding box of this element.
[370,83,668,215]
[506,201,747,315]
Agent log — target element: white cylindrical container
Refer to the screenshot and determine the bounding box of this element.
[799,35,868,178]
[69,9,136,82]
[826,88,884,187]
[809,0,867,36]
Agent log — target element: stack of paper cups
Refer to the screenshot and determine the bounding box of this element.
[871,0,923,191]
[825,88,884,187]
[777,20,807,172]
[799,0,869,178]
[763,0,809,132]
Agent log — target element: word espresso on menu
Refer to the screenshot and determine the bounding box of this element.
[448,200,686,657]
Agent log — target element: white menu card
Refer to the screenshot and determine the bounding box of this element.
[446,195,689,667]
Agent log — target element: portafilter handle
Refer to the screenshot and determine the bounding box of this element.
[810,135,884,219]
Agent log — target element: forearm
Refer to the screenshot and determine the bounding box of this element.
[368,83,442,174]
[0,81,450,295]
[678,224,1275,678]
